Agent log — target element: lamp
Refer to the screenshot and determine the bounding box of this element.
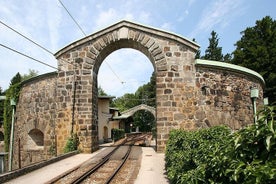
[250,88,259,124]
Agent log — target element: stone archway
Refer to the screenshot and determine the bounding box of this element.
[120,104,156,118]
[54,20,200,153]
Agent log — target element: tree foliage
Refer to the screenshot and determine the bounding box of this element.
[232,16,276,103]
[165,105,276,183]
[111,72,156,132]
[98,85,108,96]
[0,87,4,130]
[21,69,38,81]
[203,30,224,61]
[4,83,21,152]
[3,70,37,152]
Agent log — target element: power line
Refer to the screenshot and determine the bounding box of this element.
[0,20,75,67]
[0,44,58,70]
[58,0,86,37]
[104,61,125,84]
[57,0,125,85]
[1,7,123,84]
[0,20,54,55]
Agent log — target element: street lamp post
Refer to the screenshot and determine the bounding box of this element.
[8,98,16,171]
[250,88,259,124]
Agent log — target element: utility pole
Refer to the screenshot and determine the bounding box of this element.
[8,98,16,171]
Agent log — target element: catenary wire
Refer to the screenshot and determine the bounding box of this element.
[57,0,125,84]
[0,20,75,67]
[104,61,125,84]
[0,20,54,55]
[1,7,130,85]
[58,0,86,37]
[0,44,58,70]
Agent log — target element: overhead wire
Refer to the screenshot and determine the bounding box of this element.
[0,20,74,67]
[104,61,125,84]
[0,20,54,55]
[1,2,130,86]
[0,44,58,70]
[58,0,86,37]
[58,0,125,85]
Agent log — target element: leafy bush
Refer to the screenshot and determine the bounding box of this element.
[165,106,276,183]
[64,133,79,153]
[111,128,125,141]
[208,105,276,183]
[165,125,231,183]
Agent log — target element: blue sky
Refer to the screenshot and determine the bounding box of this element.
[0,0,275,97]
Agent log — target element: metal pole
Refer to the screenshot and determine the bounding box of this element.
[8,98,16,171]
[8,105,15,171]
[253,98,257,124]
[250,88,259,124]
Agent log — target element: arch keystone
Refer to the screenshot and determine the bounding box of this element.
[119,27,129,39]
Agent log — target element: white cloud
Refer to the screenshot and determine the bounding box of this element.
[95,8,119,30]
[190,0,244,38]
[161,22,173,31]
[46,1,62,51]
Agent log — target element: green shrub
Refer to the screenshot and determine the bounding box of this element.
[165,105,276,183]
[64,133,79,153]
[165,125,231,183]
[111,128,125,141]
[208,105,276,183]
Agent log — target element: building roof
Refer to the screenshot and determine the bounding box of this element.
[98,96,115,99]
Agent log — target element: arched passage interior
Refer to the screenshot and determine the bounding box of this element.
[97,48,155,142]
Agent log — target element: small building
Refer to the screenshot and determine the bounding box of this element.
[98,96,120,143]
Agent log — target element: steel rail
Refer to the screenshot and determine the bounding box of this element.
[105,146,132,184]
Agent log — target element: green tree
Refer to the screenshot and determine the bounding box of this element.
[0,87,4,129]
[21,69,38,81]
[98,85,108,96]
[232,16,276,103]
[223,53,232,63]
[3,73,22,152]
[192,38,201,59]
[111,93,139,112]
[10,72,21,86]
[112,72,156,133]
[203,30,223,61]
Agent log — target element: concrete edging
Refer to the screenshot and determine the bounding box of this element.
[0,151,78,183]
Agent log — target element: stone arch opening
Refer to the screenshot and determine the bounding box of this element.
[98,48,154,97]
[91,38,159,150]
[132,109,156,133]
[55,20,199,153]
[92,38,158,75]
[28,129,44,149]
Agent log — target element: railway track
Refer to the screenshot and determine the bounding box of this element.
[48,133,149,184]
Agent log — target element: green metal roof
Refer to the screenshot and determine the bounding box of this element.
[195,59,265,85]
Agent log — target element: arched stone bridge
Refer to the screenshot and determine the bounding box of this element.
[12,20,265,169]
[120,104,156,118]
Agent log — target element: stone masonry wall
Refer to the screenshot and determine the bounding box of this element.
[12,21,265,169]
[195,66,264,130]
[13,73,57,169]
[54,21,199,153]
